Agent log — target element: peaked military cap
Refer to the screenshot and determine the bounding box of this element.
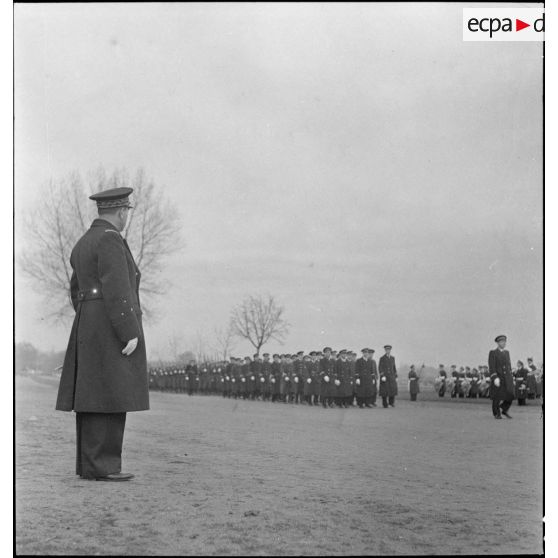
[384,345,392,350]
[263,353,270,357]
[368,348,375,353]
[89,187,134,209]
[361,348,369,353]
[323,347,332,353]
[297,351,304,356]
[494,334,507,343]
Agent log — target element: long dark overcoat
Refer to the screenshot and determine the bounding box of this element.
[355,357,377,398]
[408,370,420,395]
[56,219,149,413]
[378,354,398,397]
[488,349,515,401]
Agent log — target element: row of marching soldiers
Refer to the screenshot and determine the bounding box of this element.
[433,358,543,403]
[149,347,402,408]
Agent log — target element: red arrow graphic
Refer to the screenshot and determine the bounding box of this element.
[516,19,530,31]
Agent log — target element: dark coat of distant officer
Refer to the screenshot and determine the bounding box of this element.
[488,348,515,401]
[408,369,420,395]
[320,357,336,398]
[378,354,398,397]
[56,219,149,413]
[355,357,377,398]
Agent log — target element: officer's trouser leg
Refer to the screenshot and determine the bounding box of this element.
[388,396,395,406]
[382,396,388,408]
[76,412,126,479]
[500,399,513,414]
[492,399,501,417]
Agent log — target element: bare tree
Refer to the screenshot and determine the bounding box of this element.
[212,324,237,361]
[18,167,182,322]
[230,295,289,356]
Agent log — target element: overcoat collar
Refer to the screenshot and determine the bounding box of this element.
[91,218,119,231]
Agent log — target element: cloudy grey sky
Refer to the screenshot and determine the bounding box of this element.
[15,3,543,366]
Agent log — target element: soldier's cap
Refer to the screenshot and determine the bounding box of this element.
[339,349,347,355]
[527,357,533,361]
[439,364,444,367]
[309,351,316,356]
[517,360,524,366]
[297,351,304,356]
[494,334,507,343]
[323,347,332,353]
[244,356,251,361]
[361,348,369,353]
[273,354,280,358]
[263,353,270,357]
[451,364,456,368]
[368,348,375,353]
[253,354,259,358]
[384,345,392,350]
[89,187,134,209]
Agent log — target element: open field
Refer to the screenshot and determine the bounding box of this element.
[16,375,543,555]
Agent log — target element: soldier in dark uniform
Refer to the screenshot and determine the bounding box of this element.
[270,354,281,402]
[313,351,323,405]
[309,351,321,405]
[320,347,335,408]
[437,365,447,397]
[514,361,529,406]
[379,345,398,408]
[261,353,272,401]
[347,352,357,407]
[56,187,148,481]
[488,335,515,419]
[355,348,375,408]
[292,351,305,404]
[368,349,378,406]
[335,350,350,408]
[251,354,263,400]
[245,356,256,400]
[408,365,420,401]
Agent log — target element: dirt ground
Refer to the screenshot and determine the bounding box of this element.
[16,375,543,556]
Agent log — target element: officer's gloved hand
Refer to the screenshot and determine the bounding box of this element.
[122,337,138,356]
[494,378,500,387]
[381,376,387,382]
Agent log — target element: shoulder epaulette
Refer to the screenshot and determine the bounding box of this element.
[105,229,121,235]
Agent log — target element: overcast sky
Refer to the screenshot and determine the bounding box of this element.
[14,3,543,366]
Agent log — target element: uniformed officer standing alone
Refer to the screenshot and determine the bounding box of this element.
[488,335,515,419]
[55,187,149,481]
[379,345,398,408]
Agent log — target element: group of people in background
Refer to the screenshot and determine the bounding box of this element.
[433,357,543,404]
[148,344,544,410]
[150,346,399,408]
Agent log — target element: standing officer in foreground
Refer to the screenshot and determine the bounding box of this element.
[56,187,149,481]
[379,345,398,407]
[488,335,515,419]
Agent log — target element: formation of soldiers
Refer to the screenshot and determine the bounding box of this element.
[149,346,401,408]
[149,348,543,407]
[433,358,543,402]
